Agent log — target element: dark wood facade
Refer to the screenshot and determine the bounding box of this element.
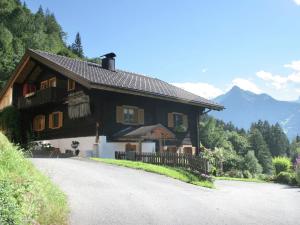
[13,63,204,150]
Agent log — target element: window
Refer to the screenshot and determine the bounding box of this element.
[116,106,144,125]
[173,113,183,128]
[67,79,75,91]
[40,80,48,90]
[123,107,137,124]
[167,112,188,132]
[49,111,63,129]
[33,115,45,132]
[49,77,56,87]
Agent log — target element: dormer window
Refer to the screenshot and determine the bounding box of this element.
[67,79,76,91]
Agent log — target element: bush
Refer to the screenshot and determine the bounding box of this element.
[0,132,68,225]
[272,157,291,175]
[275,171,293,184]
[225,169,244,178]
[296,166,300,186]
[0,106,21,143]
[243,170,252,179]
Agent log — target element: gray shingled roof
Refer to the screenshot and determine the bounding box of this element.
[29,49,223,110]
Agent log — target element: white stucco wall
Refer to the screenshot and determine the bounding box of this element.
[38,135,156,158]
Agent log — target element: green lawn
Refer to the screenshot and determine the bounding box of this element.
[91,158,214,188]
[0,133,69,225]
[214,176,266,183]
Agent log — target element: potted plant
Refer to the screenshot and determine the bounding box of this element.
[71,141,80,156]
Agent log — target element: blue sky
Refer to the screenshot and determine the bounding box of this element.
[26,0,300,101]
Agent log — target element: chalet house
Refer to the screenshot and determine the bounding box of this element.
[0,49,223,157]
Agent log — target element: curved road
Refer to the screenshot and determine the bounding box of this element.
[32,158,300,225]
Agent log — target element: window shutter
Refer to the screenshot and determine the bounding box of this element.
[183,114,188,128]
[168,113,174,128]
[41,115,45,130]
[138,108,144,125]
[116,106,123,123]
[49,113,53,129]
[58,112,63,128]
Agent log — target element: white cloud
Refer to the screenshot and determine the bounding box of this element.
[202,68,208,73]
[231,78,263,94]
[256,70,288,89]
[172,82,223,99]
[293,0,300,6]
[284,60,300,71]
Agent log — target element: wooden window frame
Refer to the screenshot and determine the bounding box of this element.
[168,112,188,132]
[67,79,76,91]
[49,111,63,129]
[49,77,57,88]
[33,115,45,132]
[40,80,48,90]
[122,105,139,125]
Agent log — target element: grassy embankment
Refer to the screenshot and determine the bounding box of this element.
[92,158,214,188]
[0,132,68,225]
[214,176,266,183]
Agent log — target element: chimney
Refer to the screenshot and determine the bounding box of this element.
[101,52,116,71]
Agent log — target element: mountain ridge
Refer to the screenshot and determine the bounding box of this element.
[211,86,300,140]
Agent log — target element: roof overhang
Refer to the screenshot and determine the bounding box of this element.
[116,124,176,141]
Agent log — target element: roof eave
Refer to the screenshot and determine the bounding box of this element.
[90,82,224,111]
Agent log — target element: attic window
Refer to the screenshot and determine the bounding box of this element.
[67,79,75,91]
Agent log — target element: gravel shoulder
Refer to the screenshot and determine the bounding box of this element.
[31,158,300,225]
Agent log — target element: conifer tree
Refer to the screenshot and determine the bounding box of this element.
[71,32,84,58]
[248,128,273,174]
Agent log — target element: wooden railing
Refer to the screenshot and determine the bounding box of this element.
[18,87,67,109]
[115,151,210,175]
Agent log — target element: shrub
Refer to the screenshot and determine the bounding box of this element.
[243,170,252,179]
[275,171,293,184]
[225,169,244,178]
[222,149,243,172]
[296,166,300,186]
[272,157,291,175]
[0,132,68,225]
[0,106,21,143]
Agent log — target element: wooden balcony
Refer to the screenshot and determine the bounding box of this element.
[18,87,67,109]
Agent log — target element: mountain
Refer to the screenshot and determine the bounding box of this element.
[211,86,300,140]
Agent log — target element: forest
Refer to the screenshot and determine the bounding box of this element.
[200,115,300,184]
[0,0,91,89]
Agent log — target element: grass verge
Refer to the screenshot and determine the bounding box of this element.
[91,158,214,188]
[0,132,68,225]
[214,176,266,183]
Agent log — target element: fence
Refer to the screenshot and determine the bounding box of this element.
[115,151,210,175]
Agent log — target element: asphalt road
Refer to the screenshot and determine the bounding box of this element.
[31,158,300,225]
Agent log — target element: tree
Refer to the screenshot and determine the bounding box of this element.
[71,32,83,58]
[248,128,273,174]
[199,116,233,151]
[227,131,250,155]
[268,123,289,157]
[242,151,262,175]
